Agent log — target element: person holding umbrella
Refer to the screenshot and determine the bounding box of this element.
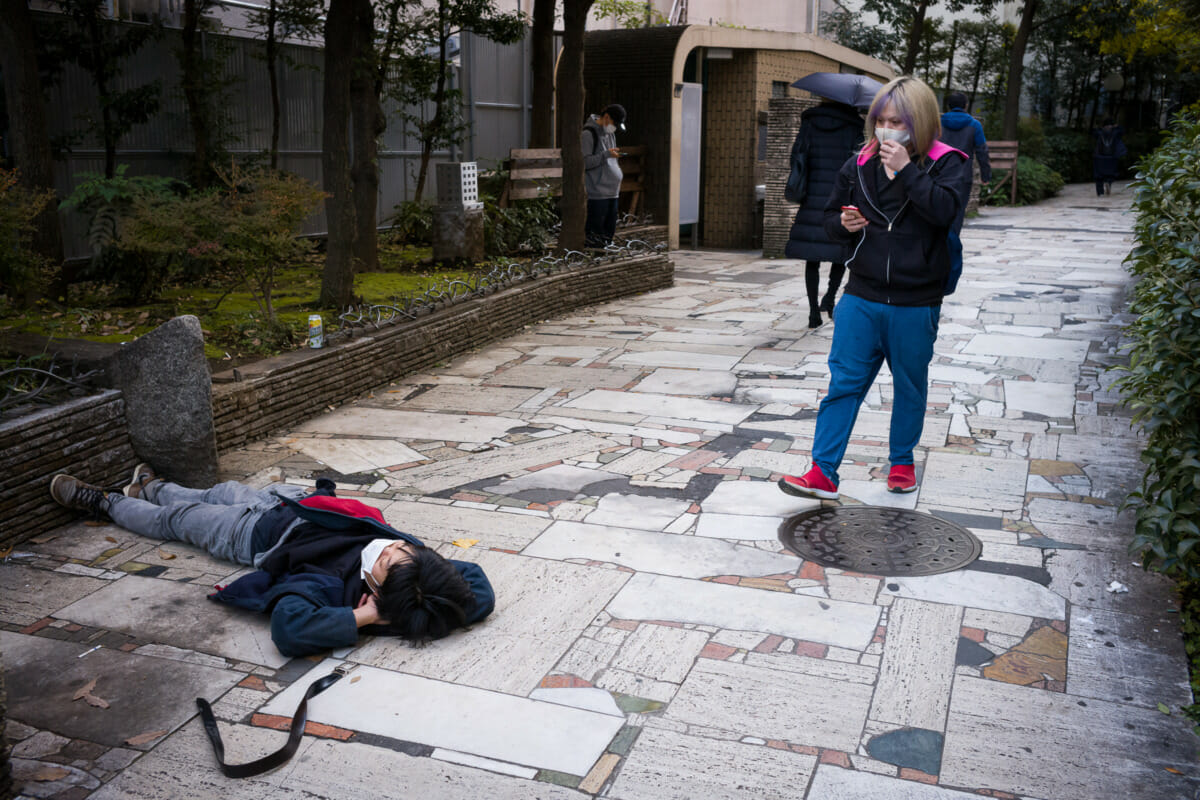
[784,73,874,327]
[778,75,967,499]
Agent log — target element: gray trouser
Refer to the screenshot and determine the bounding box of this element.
[107,481,307,566]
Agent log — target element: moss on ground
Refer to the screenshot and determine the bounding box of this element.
[0,245,471,365]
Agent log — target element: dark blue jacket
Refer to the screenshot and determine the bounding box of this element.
[824,141,967,306]
[785,102,864,264]
[209,489,495,657]
[940,109,992,187]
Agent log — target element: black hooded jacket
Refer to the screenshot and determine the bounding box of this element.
[784,102,865,264]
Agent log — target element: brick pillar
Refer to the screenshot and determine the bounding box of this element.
[764,97,818,258]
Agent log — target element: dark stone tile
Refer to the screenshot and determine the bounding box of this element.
[930,509,1005,530]
[956,636,996,667]
[1020,535,1086,551]
[352,731,433,757]
[865,727,944,775]
[607,725,642,756]
[965,559,1052,587]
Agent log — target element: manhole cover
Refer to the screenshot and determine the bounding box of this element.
[778,506,982,576]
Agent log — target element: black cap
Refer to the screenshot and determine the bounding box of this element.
[603,103,627,131]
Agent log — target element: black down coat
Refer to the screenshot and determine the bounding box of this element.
[784,102,864,264]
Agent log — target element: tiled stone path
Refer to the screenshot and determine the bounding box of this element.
[6,183,1199,799]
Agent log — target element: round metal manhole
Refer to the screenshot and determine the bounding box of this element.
[778,506,982,576]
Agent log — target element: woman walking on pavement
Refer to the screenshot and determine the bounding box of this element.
[778,76,967,499]
[784,99,865,328]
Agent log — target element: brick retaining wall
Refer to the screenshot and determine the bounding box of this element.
[210,252,675,453]
[764,96,820,259]
[2,391,139,548]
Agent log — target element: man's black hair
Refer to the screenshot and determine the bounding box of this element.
[945,92,968,111]
[376,547,476,644]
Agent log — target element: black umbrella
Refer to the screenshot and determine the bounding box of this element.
[790,72,884,110]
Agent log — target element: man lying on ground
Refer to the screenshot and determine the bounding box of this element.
[50,467,495,657]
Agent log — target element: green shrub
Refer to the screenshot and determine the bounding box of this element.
[981,155,1064,206]
[0,168,54,301]
[388,200,434,246]
[1042,128,1093,183]
[1115,114,1200,578]
[59,165,188,301]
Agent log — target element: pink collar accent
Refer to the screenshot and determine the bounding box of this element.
[856,139,967,166]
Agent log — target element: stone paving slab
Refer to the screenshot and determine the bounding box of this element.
[0,564,109,627]
[381,498,552,550]
[55,574,289,667]
[664,658,873,752]
[295,406,526,441]
[523,520,800,578]
[941,676,1200,800]
[807,765,992,799]
[608,726,817,800]
[3,631,242,749]
[608,573,880,650]
[283,436,425,474]
[90,720,589,799]
[260,659,624,776]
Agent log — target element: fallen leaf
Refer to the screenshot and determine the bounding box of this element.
[105,536,118,543]
[73,678,98,700]
[83,693,110,709]
[1158,702,1171,714]
[158,549,176,560]
[29,533,58,544]
[350,675,362,683]
[125,729,169,746]
[31,766,71,781]
[451,538,479,549]
[1166,767,1182,774]
[84,520,106,527]
[0,545,13,559]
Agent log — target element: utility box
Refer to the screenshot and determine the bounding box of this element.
[436,161,482,209]
[433,161,485,263]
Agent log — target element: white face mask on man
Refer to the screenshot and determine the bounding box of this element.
[603,123,617,134]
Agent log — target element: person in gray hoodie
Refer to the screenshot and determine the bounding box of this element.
[582,103,626,246]
[938,92,991,294]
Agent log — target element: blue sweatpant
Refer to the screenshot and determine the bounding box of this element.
[811,294,941,485]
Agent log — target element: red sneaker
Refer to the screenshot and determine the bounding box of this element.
[778,465,839,500]
[887,464,918,493]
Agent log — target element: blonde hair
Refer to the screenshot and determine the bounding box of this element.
[863,76,942,159]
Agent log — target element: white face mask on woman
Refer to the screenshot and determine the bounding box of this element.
[875,127,911,146]
[603,123,617,134]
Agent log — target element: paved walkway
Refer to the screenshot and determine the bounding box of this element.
[6,183,1199,800]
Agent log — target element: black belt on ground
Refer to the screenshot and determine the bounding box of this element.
[195,666,346,778]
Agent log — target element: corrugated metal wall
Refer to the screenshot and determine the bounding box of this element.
[35,13,533,259]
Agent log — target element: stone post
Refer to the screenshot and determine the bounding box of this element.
[432,161,485,263]
[104,315,219,487]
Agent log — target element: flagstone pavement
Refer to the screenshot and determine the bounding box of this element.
[6,182,1200,799]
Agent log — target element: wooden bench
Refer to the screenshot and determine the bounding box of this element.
[499,146,646,213]
[984,140,1019,204]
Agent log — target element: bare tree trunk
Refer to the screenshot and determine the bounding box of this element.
[530,0,556,147]
[901,0,929,76]
[1002,0,1038,140]
[969,28,989,111]
[0,0,64,271]
[414,0,449,202]
[181,0,212,188]
[943,20,958,97]
[558,0,593,251]
[350,0,382,273]
[81,10,118,178]
[319,0,358,308]
[267,0,280,169]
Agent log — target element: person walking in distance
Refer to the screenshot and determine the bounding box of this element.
[778,76,968,500]
[939,92,991,295]
[784,98,865,327]
[583,103,626,247]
